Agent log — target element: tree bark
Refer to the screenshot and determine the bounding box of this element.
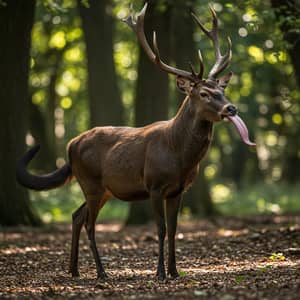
[270,0,300,86]
[78,0,123,128]
[270,0,300,182]
[28,97,56,169]
[134,1,170,126]
[126,1,171,225]
[184,167,215,217]
[171,0,215,217]
[29,17,64,171]
[29,52,61,171]
[0,0,41,226]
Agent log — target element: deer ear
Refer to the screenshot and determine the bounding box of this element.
[176,76,193,94]
[217,72,233,90]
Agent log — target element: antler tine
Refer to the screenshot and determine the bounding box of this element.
[152,31,161,64]
[191,6,220,57]
[208,36,232,78]
[123,3,197,81]
[188,62,197,77]
[192,6,232,79]
[123,3,155,61]
[208,5,221,58]
[187,48,204,80]
[197,50,204,79]
[122,3,138,32]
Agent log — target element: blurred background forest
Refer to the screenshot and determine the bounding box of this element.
[0,0,299,226]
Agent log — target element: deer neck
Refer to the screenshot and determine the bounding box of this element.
[169,96,213,168]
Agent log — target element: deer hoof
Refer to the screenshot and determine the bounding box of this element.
[169,271,180,279]
[97,271,108,280]
[156,272,167,282]
[69,269,80,277]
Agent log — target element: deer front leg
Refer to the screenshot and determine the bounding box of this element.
[166,194,182,278]
[150,191,166,281]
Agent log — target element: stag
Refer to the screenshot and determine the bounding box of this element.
[16,3,255,281]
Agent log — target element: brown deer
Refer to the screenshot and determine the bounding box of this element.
[16,3,255,281]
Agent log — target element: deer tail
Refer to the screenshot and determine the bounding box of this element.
[16,145,72,191]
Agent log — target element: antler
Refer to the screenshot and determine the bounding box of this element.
[123,3,202,81]
[191,6,232,79]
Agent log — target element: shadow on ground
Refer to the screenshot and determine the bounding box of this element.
[0,215,299,299]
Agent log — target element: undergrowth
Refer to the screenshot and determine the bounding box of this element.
[31,182,300,223]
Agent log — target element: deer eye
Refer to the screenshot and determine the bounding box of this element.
[200,92,209,99]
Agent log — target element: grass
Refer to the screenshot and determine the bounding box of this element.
[30,183,128,223]
[215,182,300,215]
[31,182,300,223]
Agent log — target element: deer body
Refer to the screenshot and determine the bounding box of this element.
[17,3,255,281]
[60,95,212,280]
[70,96,212,204]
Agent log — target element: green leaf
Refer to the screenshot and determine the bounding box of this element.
[234,275,245,284]
[194,290,207,296]
[179,271,188,277]
[269,252,285,261]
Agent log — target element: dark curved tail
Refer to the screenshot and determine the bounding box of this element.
[16,145,72,191]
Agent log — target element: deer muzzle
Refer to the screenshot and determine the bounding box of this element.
[220,103,237,117]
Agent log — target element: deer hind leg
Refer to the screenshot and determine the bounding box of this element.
[84,189,109,279]
[150,190,166,281]
[69,202,87,277]
[166,194,182,278]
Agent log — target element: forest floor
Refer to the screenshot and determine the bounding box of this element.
[0,215,300,300]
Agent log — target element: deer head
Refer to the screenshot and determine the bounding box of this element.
[124,3,255,146]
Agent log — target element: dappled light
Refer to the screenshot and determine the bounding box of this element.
[1,245,50,255]
[1,0,300,299]
[1,216,299,299]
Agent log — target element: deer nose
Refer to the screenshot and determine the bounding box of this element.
[226,105,237,116]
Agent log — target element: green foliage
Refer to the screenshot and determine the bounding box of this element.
[27,0,300,221]
[179,270,188,277]
[31,183,128,223]
[194,289,207,296]
[256,264,273,273]
[30,0,88,148]
[31,182,299,223]
[269,252,285,261]
[215,183,300,215]
[0,0,7,7]
[234,275,245,284]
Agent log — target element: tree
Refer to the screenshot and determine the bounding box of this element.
[270,0,300,182]
[171,0,215,216]
[0,0,40,226]
[29,48,64,171]
[78,0,123,127]
[126,1,171,224]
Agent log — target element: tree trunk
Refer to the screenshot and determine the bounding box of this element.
[134,1,170,126]
[126,1,171,225]
[270,0,300,182]
[184,167,216,217]
[29,52,61,171]
[0,0,41,226]
[28,97,56,170]
[171,0,215,217]
[78,0,123,128]
[270,0,300,86]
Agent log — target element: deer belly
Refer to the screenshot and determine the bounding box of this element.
[103,175,149,202]
[112,190,149,202]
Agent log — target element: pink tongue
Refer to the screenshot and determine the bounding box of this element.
[227,115,256,146]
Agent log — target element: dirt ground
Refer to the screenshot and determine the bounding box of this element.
[0,215,299,300]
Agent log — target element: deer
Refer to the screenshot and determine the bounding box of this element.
[16,3,255,281]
